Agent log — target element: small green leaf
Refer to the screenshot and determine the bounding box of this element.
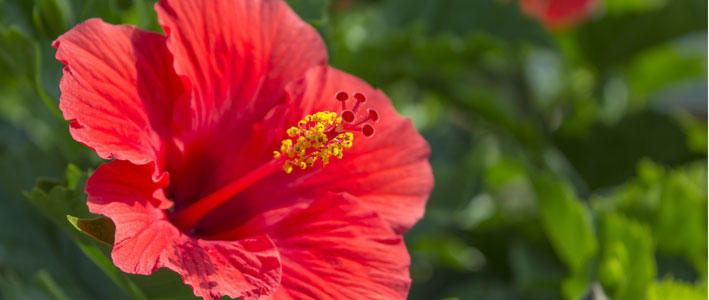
[533,175,597,274]
[648,277,707,300]
[605,0,667,14]
[485,159,525,190]
[627,43,704,105]
[25,164,91,225]
[31,0,74,38]
[654,163,707,275]
[593,160,707,277]
[562,274,593,300]
[599,213,655,300]
[64,164,83,191]
[533,175,598,299]
[0,26,38,79]
[67,216,115,246]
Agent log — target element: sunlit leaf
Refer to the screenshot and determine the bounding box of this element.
[533,175,597,273]
[627,42,705,107]
[654,162,707,275]
[67,215,115,246]
[648,277,707,300]
[533,175,597,299]
[598,213,655,300]
[32,0,74,38]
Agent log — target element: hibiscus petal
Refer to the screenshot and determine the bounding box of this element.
[215,193,411,300]
[155,0,328,208]
[53,19,183,167]
[86,161,281,300]
[287,67,433,234]
[162,235,281,300]
[155,0,327,130]
[272,196,411,299]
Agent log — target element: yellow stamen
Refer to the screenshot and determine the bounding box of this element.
[274,111,355,174]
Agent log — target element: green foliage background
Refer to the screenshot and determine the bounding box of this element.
[0,0,706,299]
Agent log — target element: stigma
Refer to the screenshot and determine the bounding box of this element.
[274,91,380,174]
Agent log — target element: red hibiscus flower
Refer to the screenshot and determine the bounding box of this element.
[521,0,599,29]
[53,0,433,299]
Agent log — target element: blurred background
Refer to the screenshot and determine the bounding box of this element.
[0,0,706,299]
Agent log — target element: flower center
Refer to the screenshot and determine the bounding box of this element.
[170,91,380,233]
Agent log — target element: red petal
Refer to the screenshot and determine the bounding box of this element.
[53,19,184,167]
[521,0,596,28]
[198,66,432,235]
[155,0,327,129]
[546,0,594,25]
[216,193,411,300]
[155,0,328,207]
[162,235,281,300]
[86,161,281,300]
[290,67,433,234]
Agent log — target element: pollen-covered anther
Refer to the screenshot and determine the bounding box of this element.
[273,91,382,174]
[274,111,355,174]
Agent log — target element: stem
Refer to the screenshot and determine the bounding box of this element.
[171,158,282,231]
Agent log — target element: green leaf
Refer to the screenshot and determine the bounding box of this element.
[592,160,707,277]
[626,42,705,107]
[598,213,655,300]
[675,111,708,154]
[485,159,526,190]
[64,164,83,190]
[67,216,115,246]
[32,0,74,39]
[654,162,707,275]
[605,0,667,14]
[25,164,91,225]
[561,274,593,300]
[0,26,38,79]
[533,175,597,299]
[648,277,707,300]
[123,0,160,32]
[533,175,597,274]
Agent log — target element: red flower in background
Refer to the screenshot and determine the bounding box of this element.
[53,0,433,299]
[521,0,598,29]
